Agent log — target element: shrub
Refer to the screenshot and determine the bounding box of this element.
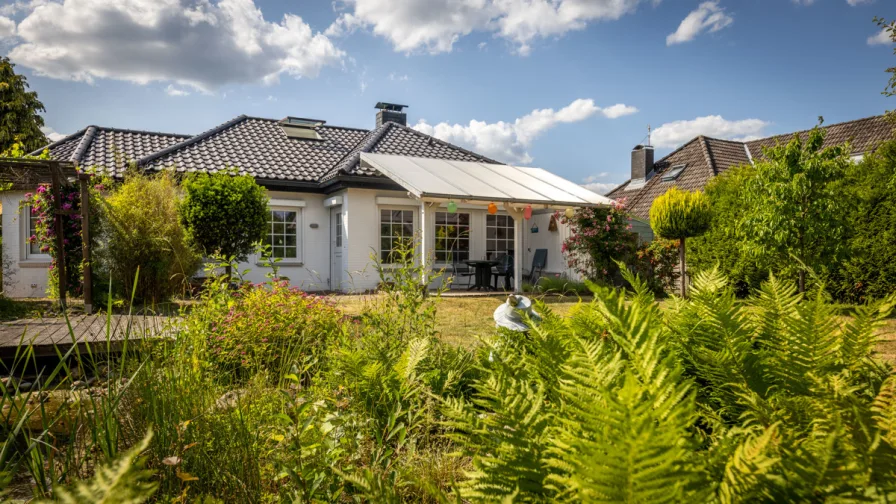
[186,271,345,384]
[101,171,200,304]
[688,165,771,296]
[633,237,680,295]
[23,180,103,299]
[832,137,896,302]
[650,187,711,296]
[179,171,268,276]
[558,199,639,284]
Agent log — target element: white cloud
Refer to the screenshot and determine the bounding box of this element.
[0,0,47,17]
[389,72,409,81]
[582,181,619,195]
[583,172,610,182]
[868,28,893,46]
[846,0,872,5]
[666,1,732,46]
[413,99,635,164]
[40,126,66,142]
[600,103,638,118]
[8,0,344,92]
[165,84,190,96]
[327,0,657,55]
[651,115,770,148]
[0,16,14,38]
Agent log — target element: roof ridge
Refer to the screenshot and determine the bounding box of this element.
[327,122,395,178]
[390,121,503,165]
[28,127,89,157]
[240,115,372,133]
[652,136,702,167]
[72,126,98,164]
[702,136,748,145]
[93,125,191,138]
[698,135,718,175]
[137,115,249,167]
[748,114,887,144]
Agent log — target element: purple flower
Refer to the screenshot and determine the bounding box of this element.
[62,203,72,210]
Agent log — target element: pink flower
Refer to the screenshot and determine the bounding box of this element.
[62,203,72,210]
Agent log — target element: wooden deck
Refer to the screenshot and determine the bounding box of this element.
[0,314,175,358]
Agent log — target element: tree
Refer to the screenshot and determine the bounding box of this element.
[558,199,639,284]
[832,137,896,302]
[687,165,772,296]
[179,170,268,277]
[0,57,47,153]
[649,187,711,297]
[875,17,896,100]
[739,126,850,293]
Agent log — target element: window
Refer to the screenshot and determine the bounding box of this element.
[268,209,300,259]
[661,164,686,182]
[486,214,514,259]
[335,212,343,248]
[434,212,470,262]
[23,205,48,259]
[380,209,414,262]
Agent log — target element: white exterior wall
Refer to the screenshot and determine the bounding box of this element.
[235,190,335,290]
[521,211,580,282]
[2,190,52,298]
[2,186,581,298]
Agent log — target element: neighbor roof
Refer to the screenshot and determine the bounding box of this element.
[608,114,894,220]
[35,115,497,188]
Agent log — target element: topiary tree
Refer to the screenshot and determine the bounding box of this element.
[649,187,711,297]
[179,170,268,278]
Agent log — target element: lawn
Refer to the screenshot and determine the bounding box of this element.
[335,293,896,357]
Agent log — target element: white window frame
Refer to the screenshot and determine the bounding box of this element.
[434,211,471,264]
[378,207,416,264]
[486,213,515,260]
[265,205,303,265]
[21,204,51,263]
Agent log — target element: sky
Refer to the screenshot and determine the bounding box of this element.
[0,0,894,194]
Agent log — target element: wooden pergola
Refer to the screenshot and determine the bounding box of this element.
[0,158,93,312]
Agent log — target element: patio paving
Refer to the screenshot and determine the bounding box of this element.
[0,314,175,359]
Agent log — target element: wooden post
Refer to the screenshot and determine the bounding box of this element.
[419,200,427,292]
[79,173,92,314]
[50,164,67,309]
[503,203,524,293]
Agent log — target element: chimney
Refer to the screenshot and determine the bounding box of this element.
[631,144,654,181]
[375,102,408,127]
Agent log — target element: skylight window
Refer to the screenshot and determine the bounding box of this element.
[279,117,325,141]
[662,164,686,182]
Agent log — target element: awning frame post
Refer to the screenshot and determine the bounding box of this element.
[419,200,427,291]
[503,203,524,294]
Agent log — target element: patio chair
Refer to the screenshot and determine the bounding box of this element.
[492,254,514,291]
[450,255,474,288]
[528,249,548,284]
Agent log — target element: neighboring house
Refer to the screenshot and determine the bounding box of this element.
[2,103,608,297]
[608,114,894,221]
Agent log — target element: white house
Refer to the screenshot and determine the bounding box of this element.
[2,103,609,298]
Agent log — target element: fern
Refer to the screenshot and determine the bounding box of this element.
[39,430,157,504]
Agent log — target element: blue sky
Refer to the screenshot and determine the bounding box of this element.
[1,0,894,193]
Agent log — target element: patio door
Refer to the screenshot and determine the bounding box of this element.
[330,207,343,291]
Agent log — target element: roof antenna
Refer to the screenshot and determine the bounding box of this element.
[647,124,652,147]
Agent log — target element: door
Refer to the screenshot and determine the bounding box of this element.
[330,207,343,291]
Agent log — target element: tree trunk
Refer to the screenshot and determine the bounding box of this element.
[679,237,687,298]
[225,264,232,283]
[798,269,805,294]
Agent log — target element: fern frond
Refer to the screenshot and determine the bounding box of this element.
[41,430,157,504]
[718,424,782,504]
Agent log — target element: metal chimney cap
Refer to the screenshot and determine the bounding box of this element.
[375,102,408,111]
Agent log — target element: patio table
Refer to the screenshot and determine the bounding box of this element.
[465,260,499,291]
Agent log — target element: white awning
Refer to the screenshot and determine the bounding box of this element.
[360,153,612,208]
